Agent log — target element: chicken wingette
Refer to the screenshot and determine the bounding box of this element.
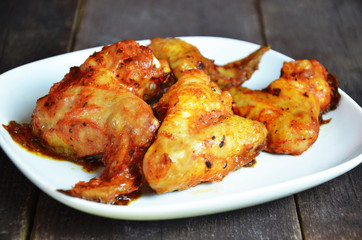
[148,37,269,89]
[31,40,167,203]
[143,69,267,193]
[229,59,340,155]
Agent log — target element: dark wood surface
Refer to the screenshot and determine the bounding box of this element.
[0,0,361,239]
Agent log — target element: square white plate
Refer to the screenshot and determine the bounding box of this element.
[0,36,361,220]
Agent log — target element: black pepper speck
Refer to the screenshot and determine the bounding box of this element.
[206,160,212,168]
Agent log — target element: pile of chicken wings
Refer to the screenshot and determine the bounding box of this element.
[30,38,340,203]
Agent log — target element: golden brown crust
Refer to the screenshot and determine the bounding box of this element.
[148,37,269,89]
[230,59,340,155]
[31,40,163,203]
[143,70,267,193]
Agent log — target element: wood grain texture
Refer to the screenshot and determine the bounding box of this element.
[31,193,301,240]
[0,148,38,240]
[295,165,361,239]
[160,197,301,240]
[0,0,79,73]
[73,0,265,50]
[261,0,362,106]
[0,0,79,239]
[1,0,361,239]
[261,0,362,239]
[30,0,301,239]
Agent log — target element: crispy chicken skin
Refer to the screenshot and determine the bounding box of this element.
[31,40,165,203]
[229,59,340,155]
[47,40,168,101]
[148,37,269,89]
[143,70,267,193]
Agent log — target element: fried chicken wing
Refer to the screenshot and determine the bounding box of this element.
[148,37,269,89]
[31,40,166,203]
[143,70,267,193]
[229,59,340,155]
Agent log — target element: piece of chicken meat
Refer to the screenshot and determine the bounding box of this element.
[148,37,269,89]
[229,59,340,155]
[143,69,267,193]
[31,40,167,203]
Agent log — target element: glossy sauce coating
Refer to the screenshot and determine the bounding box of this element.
[143,70,267,193]
[229,59,340,155]
[30,40,164,204]
[149,37,269,89]
[4,121,141,205]
[3,121,103,172]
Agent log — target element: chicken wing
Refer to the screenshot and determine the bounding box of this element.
[31,40,166,203]
[148,37,269,89]
[229,59,340,155]
[143,69,267,193]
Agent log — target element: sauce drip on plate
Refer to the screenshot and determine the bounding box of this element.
[3,121,104,172]
[3,121,141,205]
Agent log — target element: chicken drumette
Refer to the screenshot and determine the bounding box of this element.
[31,40,167,203]
[143,69,267,193]
[143,38,268,193]
[148,37,269,89]
[229,59,340,155]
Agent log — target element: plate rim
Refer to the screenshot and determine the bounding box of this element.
[0,36,361,220]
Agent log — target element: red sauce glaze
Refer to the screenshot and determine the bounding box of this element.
[3,121,104,172]
[3,121,142,205]
[243,159,257,168]
[57,189,142,205]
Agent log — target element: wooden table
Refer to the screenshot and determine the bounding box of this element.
[1,0,361,239]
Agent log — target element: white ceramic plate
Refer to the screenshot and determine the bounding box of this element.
[0,36,361,220]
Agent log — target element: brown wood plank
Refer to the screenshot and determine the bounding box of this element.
[295,165,361,239]
[261,0,362,106]
[0,148,38,240]
[73,0,265,50]
[30,0,302,239]
[0,0,79,73]
[0,0,80,239]
[261,0,362,239]
[31,194,163,240]
[32,193,301,240]
[161,197,301,240]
